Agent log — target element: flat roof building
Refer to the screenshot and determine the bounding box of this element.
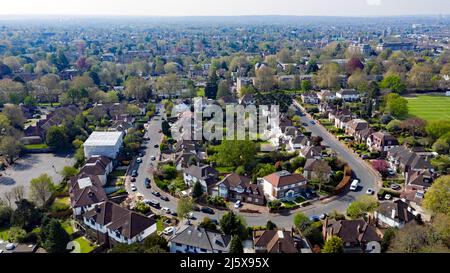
[84,131,124,159]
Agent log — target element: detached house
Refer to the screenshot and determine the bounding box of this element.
[387,146,433,176]
[329,109,353,130]
[168,225,231,253]
[79,156,113,186]
[262,171,308,201]
[253,229,310,253]
[301,92,320,104]
[211,173,265,206]
[367,132,399,153]
[374,200,417,228]
[183,164,219,192]
[336,89,360,102]
[82,201,156,247]
[69,175,108,217]
[317,90,337,102]
[345,119,369,137]
[303,159,332,181]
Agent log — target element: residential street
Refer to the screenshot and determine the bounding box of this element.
[128,101,382,228]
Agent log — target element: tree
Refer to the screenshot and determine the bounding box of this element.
[0,205,13,228]
[41,218,70,253]
[314,63,341,89]
[177,197,194,220]
[381,227,397,252]
[388,224,428,253]
[29,174,55,208]
[426,120,450,140]
[219,211,246,238]
[294,213,311,232]
[124,77,151,101]
[301,80,312,92]
[155,73,180,98]
[8,227,27,243]
[347,69,368,90]
[408,63,435,90]
[205,71,219,99]
[199,217,217,231]
[400,118,427,137]
[346,57,364,75]
[346,195,378,219]
[322,236,344,253]
[46,126,69,151]
[229,235,244,253]
[11,186,25,202]
[423,175,450,215]
[142,234,168,253]
[11,199,42,231]
[2,104,25,129]
[61,166,79,180]
[266,220,277,230]
[216,140,257,168]
[380,74,406,94]
[372,160,389,176]
[0,136,22,164]
[384,93,408,119]
[255,66,275,92]
[216,80,231,98]
[192,181,204,199]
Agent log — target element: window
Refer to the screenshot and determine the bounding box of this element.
[200,248,207,252]
[176,243,182,247]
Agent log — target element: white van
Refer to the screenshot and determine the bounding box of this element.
[350,179,360,191]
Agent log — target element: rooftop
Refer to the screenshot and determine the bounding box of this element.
[84,131,123,146]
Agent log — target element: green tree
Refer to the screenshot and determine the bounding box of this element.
[199,217,217,231]
[216,140,257,168]
[142,234,168,253]
[11,199,42,231]
[8,227,27,243]
[219,211,246,238]
[29,174,55,208]
[423,175,450,215]
[216,80,231,98]
[346,196,378,219]
[192,181,204,199]
[322,236,344,253]
[266,220,277,230]
[294,213,311,232]
[205,70,219,99]
[426,120,450,140]
[177,197,194,220]
[0,136,23,164]
[0,205,13,228]
[46,126,69,151]
[384,93,408,119]
[61,166,79,180]
[41,218,70,253]
[301,80,312,92]
[229,235,244,253]
[380,74,406,94]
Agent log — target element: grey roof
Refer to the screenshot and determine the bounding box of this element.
[388,146,432,171]
[377,200,416,224]
[84,131,123,146]
[169,225,231,252]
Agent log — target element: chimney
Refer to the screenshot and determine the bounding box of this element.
[391,209,396,219]
[357,224,362,234]
[277,241,282,253]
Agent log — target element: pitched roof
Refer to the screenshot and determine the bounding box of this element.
[304,159,332,173]
[69,174,107,208]
[325,219,381,244]
[407,169,434,188]
[184,164,218,179]
[263,171,307,187]
[377,200,416,224]
[253,230,299,253]
[169,225,231,252]
[388,146,432,170]
[347,119,369,131]
[79,156,112,176]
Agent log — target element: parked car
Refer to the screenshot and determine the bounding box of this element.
[187,212,195,219]
[151,191,161,197]
[302,122,308,126]
[136,157,142,163]
[154,144,159,148]
[170,211,178,217]
[310,215,320,222]
[310,121,315,125]
[160,195,169,201]
[131,184,137,191]
[201,207,215,214]
[144,178,151,188]
[350,179,359,191]
[162,207,171,214]
[388,169,396,176]
[131,170,138,177]
[390,184,401,190]
[211,219,219,225]
[163,226,175,235]
[319,213,328,220]
[234,200,242,209]
[366,188,375,195]
[144,199,160,209]
[192,205,200,211]
[131,177,136,182]
[384,194,392,200]
[151,156,156,161]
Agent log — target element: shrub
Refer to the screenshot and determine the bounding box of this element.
[268,200,282,210]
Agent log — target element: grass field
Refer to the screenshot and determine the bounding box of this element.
[406,95,450,122]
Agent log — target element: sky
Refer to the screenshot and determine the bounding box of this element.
[0,0,449,17]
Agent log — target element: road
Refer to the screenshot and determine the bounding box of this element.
[127,101,381,228]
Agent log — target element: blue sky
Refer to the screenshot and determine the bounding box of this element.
[1,0,449,16]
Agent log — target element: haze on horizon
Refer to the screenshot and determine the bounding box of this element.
[1,0,450,17]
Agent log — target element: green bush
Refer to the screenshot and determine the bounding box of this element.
[268,200,282,210]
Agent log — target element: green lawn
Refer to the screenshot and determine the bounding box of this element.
[0,228,9,241]
[406,95,450,122]
[62,220,75,235]
[196,88,205,97]
[72,237,95,253]
[24,143,49,149]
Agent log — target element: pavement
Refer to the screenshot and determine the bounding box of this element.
[127,101,382,228]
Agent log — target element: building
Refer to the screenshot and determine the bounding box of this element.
[405,169,435,192]
[301,92,320,104]
[374,200,417,228]
[211,173,265,206]
[367,131,399,153]
[336,89,360,102]
[82,201,156,247]
[323,219,382,253]
[253,229,310,253]
[387,145,433,176]
[236,77,254,96]
[69,174,108,216]
[345,119,369,137]
[262,171,308,201]
[84,131,124,159]
[303,159,332,181]
[348,43,372,56]
[168,225,231,253]
[317,90,337,102]
[79,156,113,186]
[376,42,414,52]
[183,164,219,192]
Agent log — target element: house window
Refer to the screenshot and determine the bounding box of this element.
[200,248,207,252]
[176,243,182,247]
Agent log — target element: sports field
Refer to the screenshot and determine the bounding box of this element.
[406,95,450,122]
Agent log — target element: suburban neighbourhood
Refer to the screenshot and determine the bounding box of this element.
[0,9,449,256]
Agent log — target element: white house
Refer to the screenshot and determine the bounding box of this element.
[336,89,360,102]
[262,171,308,201]
[84,131,124,159]
[168,224,231,253]
[374,200,416,228]
[69,175,107,216]
[79,156,113,186]
[183,164,219,192]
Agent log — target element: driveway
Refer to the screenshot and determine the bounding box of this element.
[0,153,74,197]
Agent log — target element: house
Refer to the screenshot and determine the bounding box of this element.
[387,146,433,176]
[376,42,414,52]
[262,171,308,201]
[329,109,353,130]
[211,173,265,206]
[355,127,376,144]
[69,175,108,216]
[323,219,382,253]
[79,156,113,186]
[345,119,369,137]
[219,95,238,106]
[317,90,337,101]
[286,134,309,152]
[405,169,435,192]
[336,89,360,102]
[168,225,231,253]
[82,201,156,247]
[301,92,320,104]
[239,94,256,106]
[303,159,332,181]
[253,229,310,253]
[84,131,124,159]
[374,200,417,228]
[183,164,219,192]
[236,77,254,96]
[299,145,323,159]
[367,132,399,153]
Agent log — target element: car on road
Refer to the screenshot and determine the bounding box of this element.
[136,157,142,163]
[131,177,136,182]
[144,199,160,209]
[366,188,375,195]
[390,184,401,190]
[302,122,308,126]
[384,194,392,200]
[161,207,171,214]
[350,179,359,191]
[234,200,242,209]
[131,170,138,177]
[151,191,161,197]
[310,215,320,222]
[154,144,159,148]
[310,121,315,125]
[201,207,215,214]
[187,212,195,219]
[144,178,151,188]
[319,213,328,220]
[131,184,137,191]
[160,195,169,201]
[151,156,156,161]
[211,219,219,225]
[163,226,175,235]
[170,211,178,217]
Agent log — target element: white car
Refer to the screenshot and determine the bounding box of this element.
[163,226,175,235]
[161,207,171,214]
[234,200,242,209]
[384,194,392,200]
[136,157,142,163]
[350,179,359,191]
[131,184,137,191]
[187,212,195,219]
[366,188,375,195]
